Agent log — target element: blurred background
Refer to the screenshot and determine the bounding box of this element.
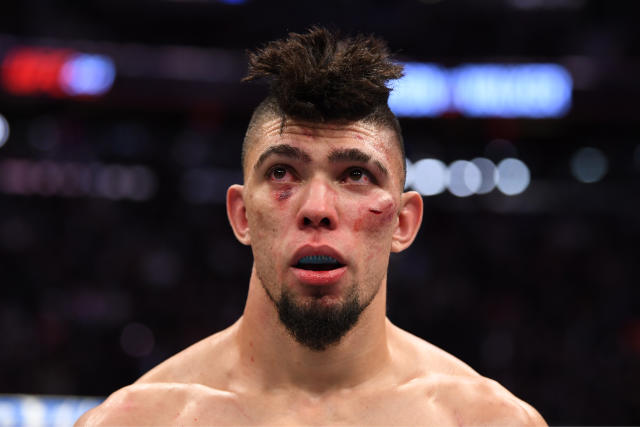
[0,0,639,424]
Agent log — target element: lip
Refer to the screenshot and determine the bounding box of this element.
[291,245,347,267]
[290,245,347,286]
[291,266,347,286]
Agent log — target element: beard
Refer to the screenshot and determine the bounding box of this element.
[261,278,374,351]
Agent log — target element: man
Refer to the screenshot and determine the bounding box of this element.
[77,27,546,426]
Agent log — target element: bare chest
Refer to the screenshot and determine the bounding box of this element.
[173,387,454,426]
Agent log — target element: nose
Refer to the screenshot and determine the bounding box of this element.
[296,176,338,230]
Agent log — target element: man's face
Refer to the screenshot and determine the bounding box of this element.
[239,117,406,350]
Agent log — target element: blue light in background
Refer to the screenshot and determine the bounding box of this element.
[59,54,116,96]
[0,395,103,426]
[388,63,450,117]
[389,62,572,118]
[451,64,572,118]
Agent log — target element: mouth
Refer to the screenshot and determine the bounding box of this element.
[294,255,345,271]
[290,246,348,286]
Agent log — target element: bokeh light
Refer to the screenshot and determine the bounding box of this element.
[0,114,9,148]
[388,63,450,117]
[120,323,154,358]
[451,64,572,118]
[496,158,530,195]
[411,158,447,196]
[471,157,498,194]
[570,147,608,183]
[0,159,156,200]
[59,54,116,96]
[484,139,518,161]
[447,160,481,197]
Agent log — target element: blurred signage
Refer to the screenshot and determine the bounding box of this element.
[1,47,116,98]
[389,62,573,118]
[0,395,103,426]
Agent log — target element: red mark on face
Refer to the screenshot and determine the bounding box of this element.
[372,201,396,223]
[250,356,255,363]
[354,200,396,232]
[274,188,292,201]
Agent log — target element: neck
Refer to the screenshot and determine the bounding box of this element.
[235,266,391,395]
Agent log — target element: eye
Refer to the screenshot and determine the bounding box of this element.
[267,165,295,182]
[342,167,374,185]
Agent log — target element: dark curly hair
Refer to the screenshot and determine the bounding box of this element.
[241,26,406,183]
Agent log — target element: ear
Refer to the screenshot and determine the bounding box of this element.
[226,184,251,246]
[391,190,423,253]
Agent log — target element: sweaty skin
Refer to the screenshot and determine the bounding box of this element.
[76,119,546,426]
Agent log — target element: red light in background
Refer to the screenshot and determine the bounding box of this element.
[1,47,73,97]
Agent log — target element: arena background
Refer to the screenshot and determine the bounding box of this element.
[1,0,639,424]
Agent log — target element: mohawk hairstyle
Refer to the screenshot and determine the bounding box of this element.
[243,26,404,121]
[241,26,406,185]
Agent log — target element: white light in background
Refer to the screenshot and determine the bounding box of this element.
[0,114,9,148]
[447,160,481,197]
[388,63,450,117]
[0,401,15,425]
[471,157,497,194]
[59,54,116,96]
[390,62,572,118]
[451,64,572,118]
[404,157,414,190]
[411,158,447,196]
[21,396,46,426]
[496,158,530,195]
[570,147,608,183]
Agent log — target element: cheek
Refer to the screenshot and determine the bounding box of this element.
[352,196,396,232]
[272,186,295,203]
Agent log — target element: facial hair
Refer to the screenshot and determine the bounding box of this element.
[261,279,374,351]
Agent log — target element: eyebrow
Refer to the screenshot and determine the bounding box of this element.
[328,148,389,178]
[254,144,312,171]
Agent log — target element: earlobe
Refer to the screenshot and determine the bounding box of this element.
[391,191,423,253]
[226,184,251,246]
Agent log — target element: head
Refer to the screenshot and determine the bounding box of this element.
[227,27,423,351]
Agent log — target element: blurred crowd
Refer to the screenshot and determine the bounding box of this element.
[0,114,638,425]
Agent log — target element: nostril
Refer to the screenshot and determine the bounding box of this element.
[303,217,312,226]
[320,217,330,226]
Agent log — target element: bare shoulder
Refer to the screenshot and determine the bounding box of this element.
[138,322,238,384]
[389,322,546,426]
[73,383,192,426]
[75,324,239,426]
[74,382,236,426]
[424,373,546,426]
[389,321,480,378]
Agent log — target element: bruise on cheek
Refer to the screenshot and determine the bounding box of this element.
[273,187,293,201]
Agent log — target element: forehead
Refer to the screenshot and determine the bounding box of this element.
[245,118,404,178]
